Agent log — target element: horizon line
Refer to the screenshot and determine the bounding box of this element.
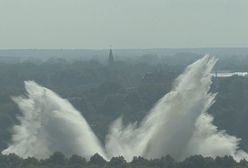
[1,47,248,50]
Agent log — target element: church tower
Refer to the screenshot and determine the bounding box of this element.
[108,48,114,65]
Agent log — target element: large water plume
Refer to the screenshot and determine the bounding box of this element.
[2,56,248,161]
[2,81,106,159]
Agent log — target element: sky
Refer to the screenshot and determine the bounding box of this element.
[0,0,247,49]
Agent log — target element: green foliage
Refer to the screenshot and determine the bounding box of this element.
[0,153,247,168]
[89,154,106,167]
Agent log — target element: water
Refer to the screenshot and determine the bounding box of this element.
[2,81,106,159]
[212,72,248,78]
[2,56,248,161]
[106,56,247,161]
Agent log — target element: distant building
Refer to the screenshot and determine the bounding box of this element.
[108,48,114,65]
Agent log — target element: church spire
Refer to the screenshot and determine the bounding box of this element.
[108,48,114,65]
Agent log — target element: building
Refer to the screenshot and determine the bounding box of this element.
[108,48,114,65]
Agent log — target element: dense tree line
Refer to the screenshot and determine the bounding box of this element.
[1,152,248,168]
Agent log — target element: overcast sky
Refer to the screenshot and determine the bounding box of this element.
[0,0,247,49]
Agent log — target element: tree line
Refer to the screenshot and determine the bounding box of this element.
[1,152,248,168]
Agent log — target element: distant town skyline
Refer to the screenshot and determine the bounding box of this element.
[0,0,248,49]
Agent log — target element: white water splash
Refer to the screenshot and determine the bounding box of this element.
[2,56,248,161]
[105,56,248,161]
[186,114,248,161]
[2,81,106,159]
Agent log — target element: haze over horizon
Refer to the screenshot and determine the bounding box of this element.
[0,0,247,49]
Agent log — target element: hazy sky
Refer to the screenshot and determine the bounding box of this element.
[0,0,247,49]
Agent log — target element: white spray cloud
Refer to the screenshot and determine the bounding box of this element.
[2,81,106,159]
[2,56,248,161]
[185,114,248,161]
[106,56,217,160]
